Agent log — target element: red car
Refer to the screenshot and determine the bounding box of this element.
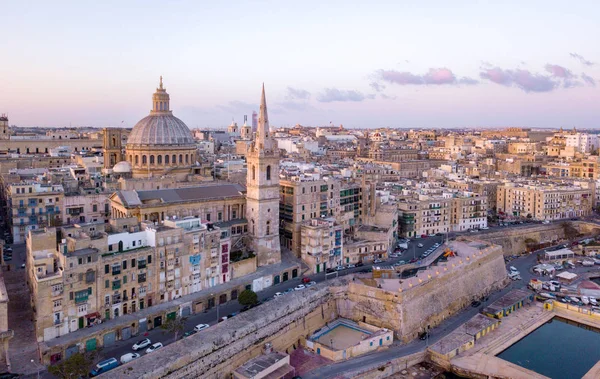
[301,277,311,284]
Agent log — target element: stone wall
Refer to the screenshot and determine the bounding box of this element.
[479,222,600,256]
[105,283,338,379]
[230,256,257,279]
[335,248,507,342]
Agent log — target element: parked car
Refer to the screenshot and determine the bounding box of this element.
[284,288,295,294]
[301,277,311,284]
[306,281,317,288]
[194,324,209,332]
[90,358,119,377]
[373,259,383,264]
[356,262,364,267]
[218,316,228,323]
[325,268,335,273]
[582,296,590,305]
[145,342,163,354]
[336,265,345,271]
[183,329,198,338]
[590,297,599,306]
[294,284,306,291]
[347,263,356,268]
[273,292,283,298]
[418,331,429,340]
[471,301,481,307]
[120,352,140,364]
[132,338,151,351]
[417,243,424,248]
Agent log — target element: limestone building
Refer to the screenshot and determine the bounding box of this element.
[125,77,197,179]
[0,114,8,140]
[102,127,124,169]
[245,85,281,266]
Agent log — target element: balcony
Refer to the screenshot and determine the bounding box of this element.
[138,261,147,269]
[112,268,121,276]
[112,281,121,290]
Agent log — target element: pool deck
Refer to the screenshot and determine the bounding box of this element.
[447,302,600,379]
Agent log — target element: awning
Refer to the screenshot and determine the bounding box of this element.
[85,312,100,319]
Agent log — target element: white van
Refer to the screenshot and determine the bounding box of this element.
[120,352,140,364]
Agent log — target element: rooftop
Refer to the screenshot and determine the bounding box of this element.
[429,330,474,355]
[459,313,499,336]
[116,183,246,207]
[234,352,291,379]
[482,289,533,314]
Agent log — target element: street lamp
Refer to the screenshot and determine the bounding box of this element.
[31,359,40,379]
[211,293,219,323]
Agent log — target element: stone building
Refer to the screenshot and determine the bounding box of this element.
[398,195,451,238]
[102,128,124,169]
[300,217,343,273]
[450,193,488,232]
[6,182,64,243]
[0,269,12,370]
[245,85,281,266]
[124,77,198,180]
[496,181,595,220]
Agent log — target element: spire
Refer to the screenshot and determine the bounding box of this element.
[151,77,171,115]
[255,83,274,152]
[159,76,163,89]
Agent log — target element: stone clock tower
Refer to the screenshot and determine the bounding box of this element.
[246,84,281,266]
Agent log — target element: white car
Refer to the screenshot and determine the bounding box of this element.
[590,297,598,306]
[417,243,424,248]
[347,264,356,268]
[306,281,316,287]
[294,284,306,291]
[132,338,151,351]
[194,324,209,332]
[145,342,163,354]
[120,352,140,364]
[336,265,345,271]
[582,296,590,305]
[273,292,283,298]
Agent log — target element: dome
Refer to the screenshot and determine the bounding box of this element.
[113,161,132,173]
[126,114,195,147]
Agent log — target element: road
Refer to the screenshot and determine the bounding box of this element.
[94,235,446,364]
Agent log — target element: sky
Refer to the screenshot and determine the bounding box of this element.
[1,0,599,129]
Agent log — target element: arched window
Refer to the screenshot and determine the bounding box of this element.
[129,155,133,163]
[135,155,139,165]
[266,221,270,235]
[112,137,116,147]
[142,155,147,164]
[179,154,183,163]
[165,155,169,164]
[150,155,155,165]
[172,154,176,164]
[252,166,256,180]
[157,155,162,165]
[266,165,271,180]
[185,154,189,164]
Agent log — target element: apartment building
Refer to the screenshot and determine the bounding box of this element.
[279,178,342,255]
[300,218,343,273]
[26,215,234,343]
[497,181,595,220]
[450,193,488,231]
[7,182,64,243]
[566,133,599,154]
[398,195,450,238]
[62,192,110,225]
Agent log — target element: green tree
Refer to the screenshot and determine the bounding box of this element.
[238,289,258,307]
[161,316,186,342]
[48,352,95,379]
[562,222,579,241]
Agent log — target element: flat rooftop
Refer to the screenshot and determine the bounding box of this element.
[234,352,291,379]
[429,330,474,355]
[483,289,532,314]
[460,313,499,336]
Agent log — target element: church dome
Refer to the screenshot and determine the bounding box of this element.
[113,161,132,173]
[127,114,194,146]
[126,76,195,148]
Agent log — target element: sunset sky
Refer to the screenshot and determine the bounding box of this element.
[1,0,599,128]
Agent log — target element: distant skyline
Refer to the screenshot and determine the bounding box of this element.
[1,1,599,128]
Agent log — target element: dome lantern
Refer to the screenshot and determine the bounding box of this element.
[151,76,171,115]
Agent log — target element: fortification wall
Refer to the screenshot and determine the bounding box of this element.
[105,284,338,379]
[336,248,507,342]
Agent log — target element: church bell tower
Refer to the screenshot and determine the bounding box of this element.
[245,84,281,266]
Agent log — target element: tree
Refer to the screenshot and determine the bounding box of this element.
[562,222,579,241]
[161,316,186,342]
[48,352,95,379]
[238,289,258,307]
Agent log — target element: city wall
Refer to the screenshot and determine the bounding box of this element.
[479,222,600,256]
[335,247,507,342]
[105,284,338,379]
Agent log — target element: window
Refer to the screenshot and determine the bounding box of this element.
[218,212,222,221]
[179,154,183,163]
[266,165,271,180]
[122,260,127,270]
[150,155,155,164]
[148,255,152,264]
[78,258,82,265]
[206,213,211,222]
[165,155,169,164]
[123,275,127,284]
[104,264,109,274]
[142,155,147,164]
[131,259,136,268]
[105,279,109,288]
[252,165,256,180]
[157,155,162,164]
